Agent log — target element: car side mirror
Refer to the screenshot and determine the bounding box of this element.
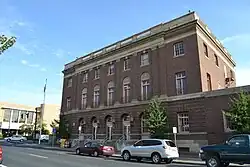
[225,141,229,145]
[133,144,136,147]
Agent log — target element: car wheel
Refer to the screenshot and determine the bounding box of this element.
[7,139,10,142]
[206,156,221,167]
[76,148,80,155]
[151,153,161,164]
[165,158,173,164]
[122,151,131,161]
[92,151,98,157]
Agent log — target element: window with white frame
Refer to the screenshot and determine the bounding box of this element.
[81,88,87,109]
[124,58,129,71]
[175,71,186,95]
[66,97,71,110]
[178,113,189,133]
[67,78,72,87]
[108,63,115,75]
[82,72,88,83]
[123,77,130,103]
[141,114,148,133]
[141,73,150,100]
[94,68,100,79]
[107,81,114,106]
[93,85,100,107]
[174,42,184,57]
[140,53,149,66]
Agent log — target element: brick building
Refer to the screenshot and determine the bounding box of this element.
[61,12,238,152]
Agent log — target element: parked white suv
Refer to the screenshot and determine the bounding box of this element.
[121,139,179,164]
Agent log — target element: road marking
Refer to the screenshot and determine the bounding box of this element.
[28,153,48,159]
[0,165,8,167]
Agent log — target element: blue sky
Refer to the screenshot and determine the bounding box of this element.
[0,0,250,106]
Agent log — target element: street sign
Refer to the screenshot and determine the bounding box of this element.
[52,128,56,134]
[173,127,177,134]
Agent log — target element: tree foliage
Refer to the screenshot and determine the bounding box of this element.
[58,116,71,139]
[50,119,60,137]
[37,122,50,135]
[144,98,169,138]
[0,35,16,55]
[225,91,250,133]
[19,124,34,135]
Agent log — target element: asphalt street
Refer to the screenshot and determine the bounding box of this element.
[2,146,204,167]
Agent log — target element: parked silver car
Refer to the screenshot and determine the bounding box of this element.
[4,135,27,142]
[121,139,179,164]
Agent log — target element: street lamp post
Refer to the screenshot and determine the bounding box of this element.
[78,126,82,141]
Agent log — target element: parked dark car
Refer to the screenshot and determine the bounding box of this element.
[76,141,115,157]
[199,134,250,167]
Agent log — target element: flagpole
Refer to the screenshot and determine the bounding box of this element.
[39,79,47,145]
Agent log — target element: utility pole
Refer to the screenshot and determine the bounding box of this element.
[39,79,47,145]
[34,107,38,140]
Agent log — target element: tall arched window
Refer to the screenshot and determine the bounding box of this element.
[81,88,87,109]
[141,73,150,100]
[93,85,100,108]
[107,81,114,106]
[123,77,130,103]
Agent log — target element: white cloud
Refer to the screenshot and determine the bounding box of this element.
[21,59,28,65]
[53,49,71,59]
[20,59,47,72]
[40,68,47,72]
[221,33,250,44]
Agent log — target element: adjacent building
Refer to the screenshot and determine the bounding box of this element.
[61,11,238,152]
[0,102,60,136]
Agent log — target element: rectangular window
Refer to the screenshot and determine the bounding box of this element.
[230,70,234,79]
[140,53,149,66]
[124,58,129,71]
[141,80,150,100]
[27,112,34,124]
[19,110,26,123]
[108,64,115,75]
[123,84,130,103]
[11,110,19,123]
[3,109,11,122]
[93,90,100,107]
[82,73,88,83]
[107,87,114,106]
[175,71,186,95]
[204,43,208,57]
[67,78,72,87]
[214,54,219,66]
[178,113,189,133]
[81,94,87,109]
[174,42,184,57]
[66,97,71,110]
[207,73,212,91]
[94,68,100,79]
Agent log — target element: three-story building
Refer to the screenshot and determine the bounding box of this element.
[61,11,237,152]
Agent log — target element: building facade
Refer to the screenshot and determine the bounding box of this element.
[0,102,36,137]
[0,102,60,137]
[61,12,237,152]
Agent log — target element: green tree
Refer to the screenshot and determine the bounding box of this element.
[59,116,71,139]
[37,123,50,135]
[144,98,169,138]
[225,91,250,133]
[19,124,34,135]
[0,35,16,55]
